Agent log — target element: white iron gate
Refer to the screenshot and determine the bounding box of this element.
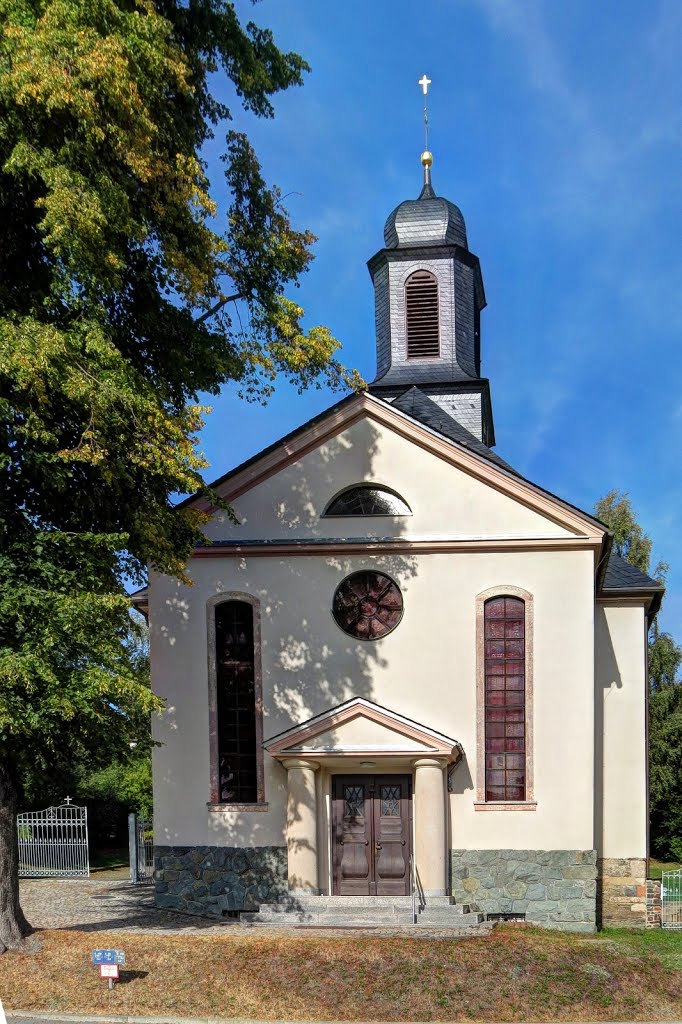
[661,868,682,929]
[128,813,154,884]
[17,801,89,877]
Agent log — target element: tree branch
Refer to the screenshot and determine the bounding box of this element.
[195,292,243,324]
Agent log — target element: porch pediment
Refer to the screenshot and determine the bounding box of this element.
[264,697,462,762]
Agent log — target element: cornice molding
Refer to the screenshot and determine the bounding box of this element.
[192,536,601,559]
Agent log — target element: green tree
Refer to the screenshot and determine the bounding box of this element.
[0,0,360,952]
[595,490,682,861]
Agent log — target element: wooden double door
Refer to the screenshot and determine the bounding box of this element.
[332,774,412,896]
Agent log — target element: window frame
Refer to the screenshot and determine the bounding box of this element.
[207,592,266,810]
[322,483,412,518]
[475,586,536,810]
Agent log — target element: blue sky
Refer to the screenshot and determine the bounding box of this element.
[197,0,682,635]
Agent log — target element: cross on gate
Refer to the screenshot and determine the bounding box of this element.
[63,796,72,805]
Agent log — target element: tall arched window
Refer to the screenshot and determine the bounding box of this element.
[209,597,264,805]
[405,269,439,357]
[483,596,526,801]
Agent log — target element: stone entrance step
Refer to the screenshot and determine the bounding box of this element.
[240,894,485,929]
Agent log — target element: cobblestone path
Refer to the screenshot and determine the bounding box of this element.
[19,878,490,939]
[19,878,240,934]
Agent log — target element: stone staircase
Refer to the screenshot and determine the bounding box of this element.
[240,894,486,930]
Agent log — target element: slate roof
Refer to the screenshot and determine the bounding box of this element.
[602,551,664,593]
[390,386,517,475]
[383,186,468,250]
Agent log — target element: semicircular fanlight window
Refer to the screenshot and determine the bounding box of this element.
[332,571,404,641]
[324,485,411,517]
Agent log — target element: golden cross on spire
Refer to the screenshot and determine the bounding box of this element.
[418,75,433,190]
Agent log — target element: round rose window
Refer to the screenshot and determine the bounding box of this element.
[332,571,403,640]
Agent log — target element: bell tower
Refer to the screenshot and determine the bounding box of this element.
[367,79,494,446]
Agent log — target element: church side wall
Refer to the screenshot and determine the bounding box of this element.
[594,602,648,928]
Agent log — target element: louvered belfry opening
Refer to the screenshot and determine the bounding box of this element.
[405,269,439,358]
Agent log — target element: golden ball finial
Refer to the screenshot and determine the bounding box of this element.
[421,150,433,168]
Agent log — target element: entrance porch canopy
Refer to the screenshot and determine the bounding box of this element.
[264,696,463,765]
[265,698,462,898]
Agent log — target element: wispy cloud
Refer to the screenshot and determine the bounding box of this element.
[471,0,680,237]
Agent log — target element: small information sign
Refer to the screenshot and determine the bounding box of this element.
[92,948,125,965]
[99,963,120,980]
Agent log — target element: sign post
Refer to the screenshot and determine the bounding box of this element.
[92,948,125,990]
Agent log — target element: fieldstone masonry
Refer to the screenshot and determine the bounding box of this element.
[597,857,647,928]
[646,878,662,928]
[154,845,287,917]
[450,849,597,932]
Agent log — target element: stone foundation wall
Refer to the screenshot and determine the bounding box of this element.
[646,878,661,928]
[154,845,287,917]
[596,858,647,928]
[450,849,597,932]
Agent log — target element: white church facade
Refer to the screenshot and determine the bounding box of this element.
[137,152,662,932]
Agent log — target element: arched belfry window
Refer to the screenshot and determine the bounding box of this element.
[405,269,439,358]
[209,596,264,806]
[323,484,411,517]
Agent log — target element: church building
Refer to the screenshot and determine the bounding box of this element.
[137,141,663,932]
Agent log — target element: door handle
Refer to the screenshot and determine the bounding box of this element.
[375,841,382,850]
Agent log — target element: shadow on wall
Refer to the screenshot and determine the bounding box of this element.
[155,417,432,848]
[593,606,624,860]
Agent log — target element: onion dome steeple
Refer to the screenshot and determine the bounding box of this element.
[383,151,468,250]
[366,78,494,446]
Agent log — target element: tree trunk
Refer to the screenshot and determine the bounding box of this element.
[0,763,32,953]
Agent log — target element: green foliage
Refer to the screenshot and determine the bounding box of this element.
[595,489,654,573]
[81,756,153,820]
[649,683,682,861]
[0,3,361,934]
[594,490,682,860]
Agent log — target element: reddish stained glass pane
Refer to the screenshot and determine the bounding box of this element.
[332,571,403,640]
[484,596,526,801]
[504,598,525,618]
[485,597,506,618]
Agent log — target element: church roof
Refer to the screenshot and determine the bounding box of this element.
[600,551,664,619]
[390,386,516,475]
[383,184,468,249]
[602,552,664,593]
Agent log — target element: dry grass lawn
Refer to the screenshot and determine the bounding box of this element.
[0,926,680,1021]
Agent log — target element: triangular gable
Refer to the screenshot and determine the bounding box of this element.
[265,697,462,762]
[187,392,606,544]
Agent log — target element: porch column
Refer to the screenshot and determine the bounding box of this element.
[282,758,320,894]
[413,757,448,896]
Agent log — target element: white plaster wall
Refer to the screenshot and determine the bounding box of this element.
[150,546,596,853]
[595,603,647,859]
[203,418,574,542]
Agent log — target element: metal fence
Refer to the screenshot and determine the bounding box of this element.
[17,802,89,877]
[661,868,682,929]
[129,813,154,884]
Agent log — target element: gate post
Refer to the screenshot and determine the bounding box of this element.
[128,813,138,885]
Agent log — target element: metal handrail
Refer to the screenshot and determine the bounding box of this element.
[410,852,417,924]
